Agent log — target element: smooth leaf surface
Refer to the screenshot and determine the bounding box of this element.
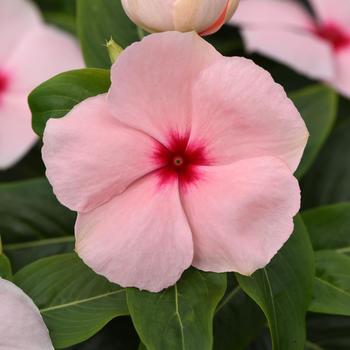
[236,216,315,350]
[127,269,226,350]
[302,203,350,254]
[301,118,350,209]
[14,253,128,349]
[0,178,75,243]
[4,236,74,272]
[214,274,266,350]
[310,251,350,316]
[29,68,110,137]
[290,85,337,179]
[77,0,139,68]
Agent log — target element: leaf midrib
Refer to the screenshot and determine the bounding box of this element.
[174,284,186,350]
[40,289,124,313]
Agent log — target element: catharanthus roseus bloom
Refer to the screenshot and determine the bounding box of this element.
[0,278,53,349]
[43,32,308,292]
[121,0,240,36]
[0,0,83,169]
[231,0,350,98]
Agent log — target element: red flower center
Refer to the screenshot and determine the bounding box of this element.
[153,132,210,188]
[0,71,9,96]
[314,22,350,51]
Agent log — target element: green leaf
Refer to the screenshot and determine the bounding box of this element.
[302,203,350,253]
[213,274,266,350]
[309,251,350,317]
[127,269,226,350]
[236,215,315,350]
[290,85,338,179]
[0,178,75,243]
[301,118,350,209]
[29,68,110,137]
[77,0,139,68]
[4,236,74,272]
[14,253,128,349]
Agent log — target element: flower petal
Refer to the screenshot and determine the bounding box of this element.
[0,0,41,63]
[108,31,220,146]
[0,94,36,169]
[331,48,350,98]
[76,175,193,292]
[173,0,228,34]
[231,0,313,29]
[240,28,335,81]
[309,0,350,29]
[43,94,159,213]
[181,157,300,275]
[0,278,54,350]
[4,25,83,95]
[189,56,308,173]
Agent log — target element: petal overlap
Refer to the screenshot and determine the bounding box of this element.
[181,157,300,275]
[76,175,193,292]
[43,94,159,213]
[108,31,220,146]
[189,56,309,172]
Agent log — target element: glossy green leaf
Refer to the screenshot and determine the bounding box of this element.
[4,236,74,272]
[77,0,139,68]
[290,85,337,179]
[29,68,110,137]
[302,203,350,253]
[127,269,226,350]
[236,216,315,350]
[301,118,350,209]
[0,178,75,243]
[214,274,266,350]
[14,253,128,349]
[309,251,350,316]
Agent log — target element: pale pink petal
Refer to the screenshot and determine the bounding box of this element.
[43,94,159,213]
[240,28,335,81]
[310,0,350,29]
[189,57,308,173]
[331,48,350,98]
[173,0,228,34]
[121,0,175,33]
[0,278,54,350]
[231,0,313,29]
[76,175,193,292]
[108,31,220,146]
[0,0,41,63]
[4,25,83,95]
[181,157,300,275]
[0,94,36,169]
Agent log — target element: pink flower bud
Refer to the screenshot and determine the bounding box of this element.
[121,0,240,35]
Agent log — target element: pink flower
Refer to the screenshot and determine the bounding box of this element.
[0,0,83,170]
[0,278,53,349]
[121,0,240,35]
[43,32,308,292]
[231,0,350,98]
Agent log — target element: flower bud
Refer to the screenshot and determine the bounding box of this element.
[121,0,240,36]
